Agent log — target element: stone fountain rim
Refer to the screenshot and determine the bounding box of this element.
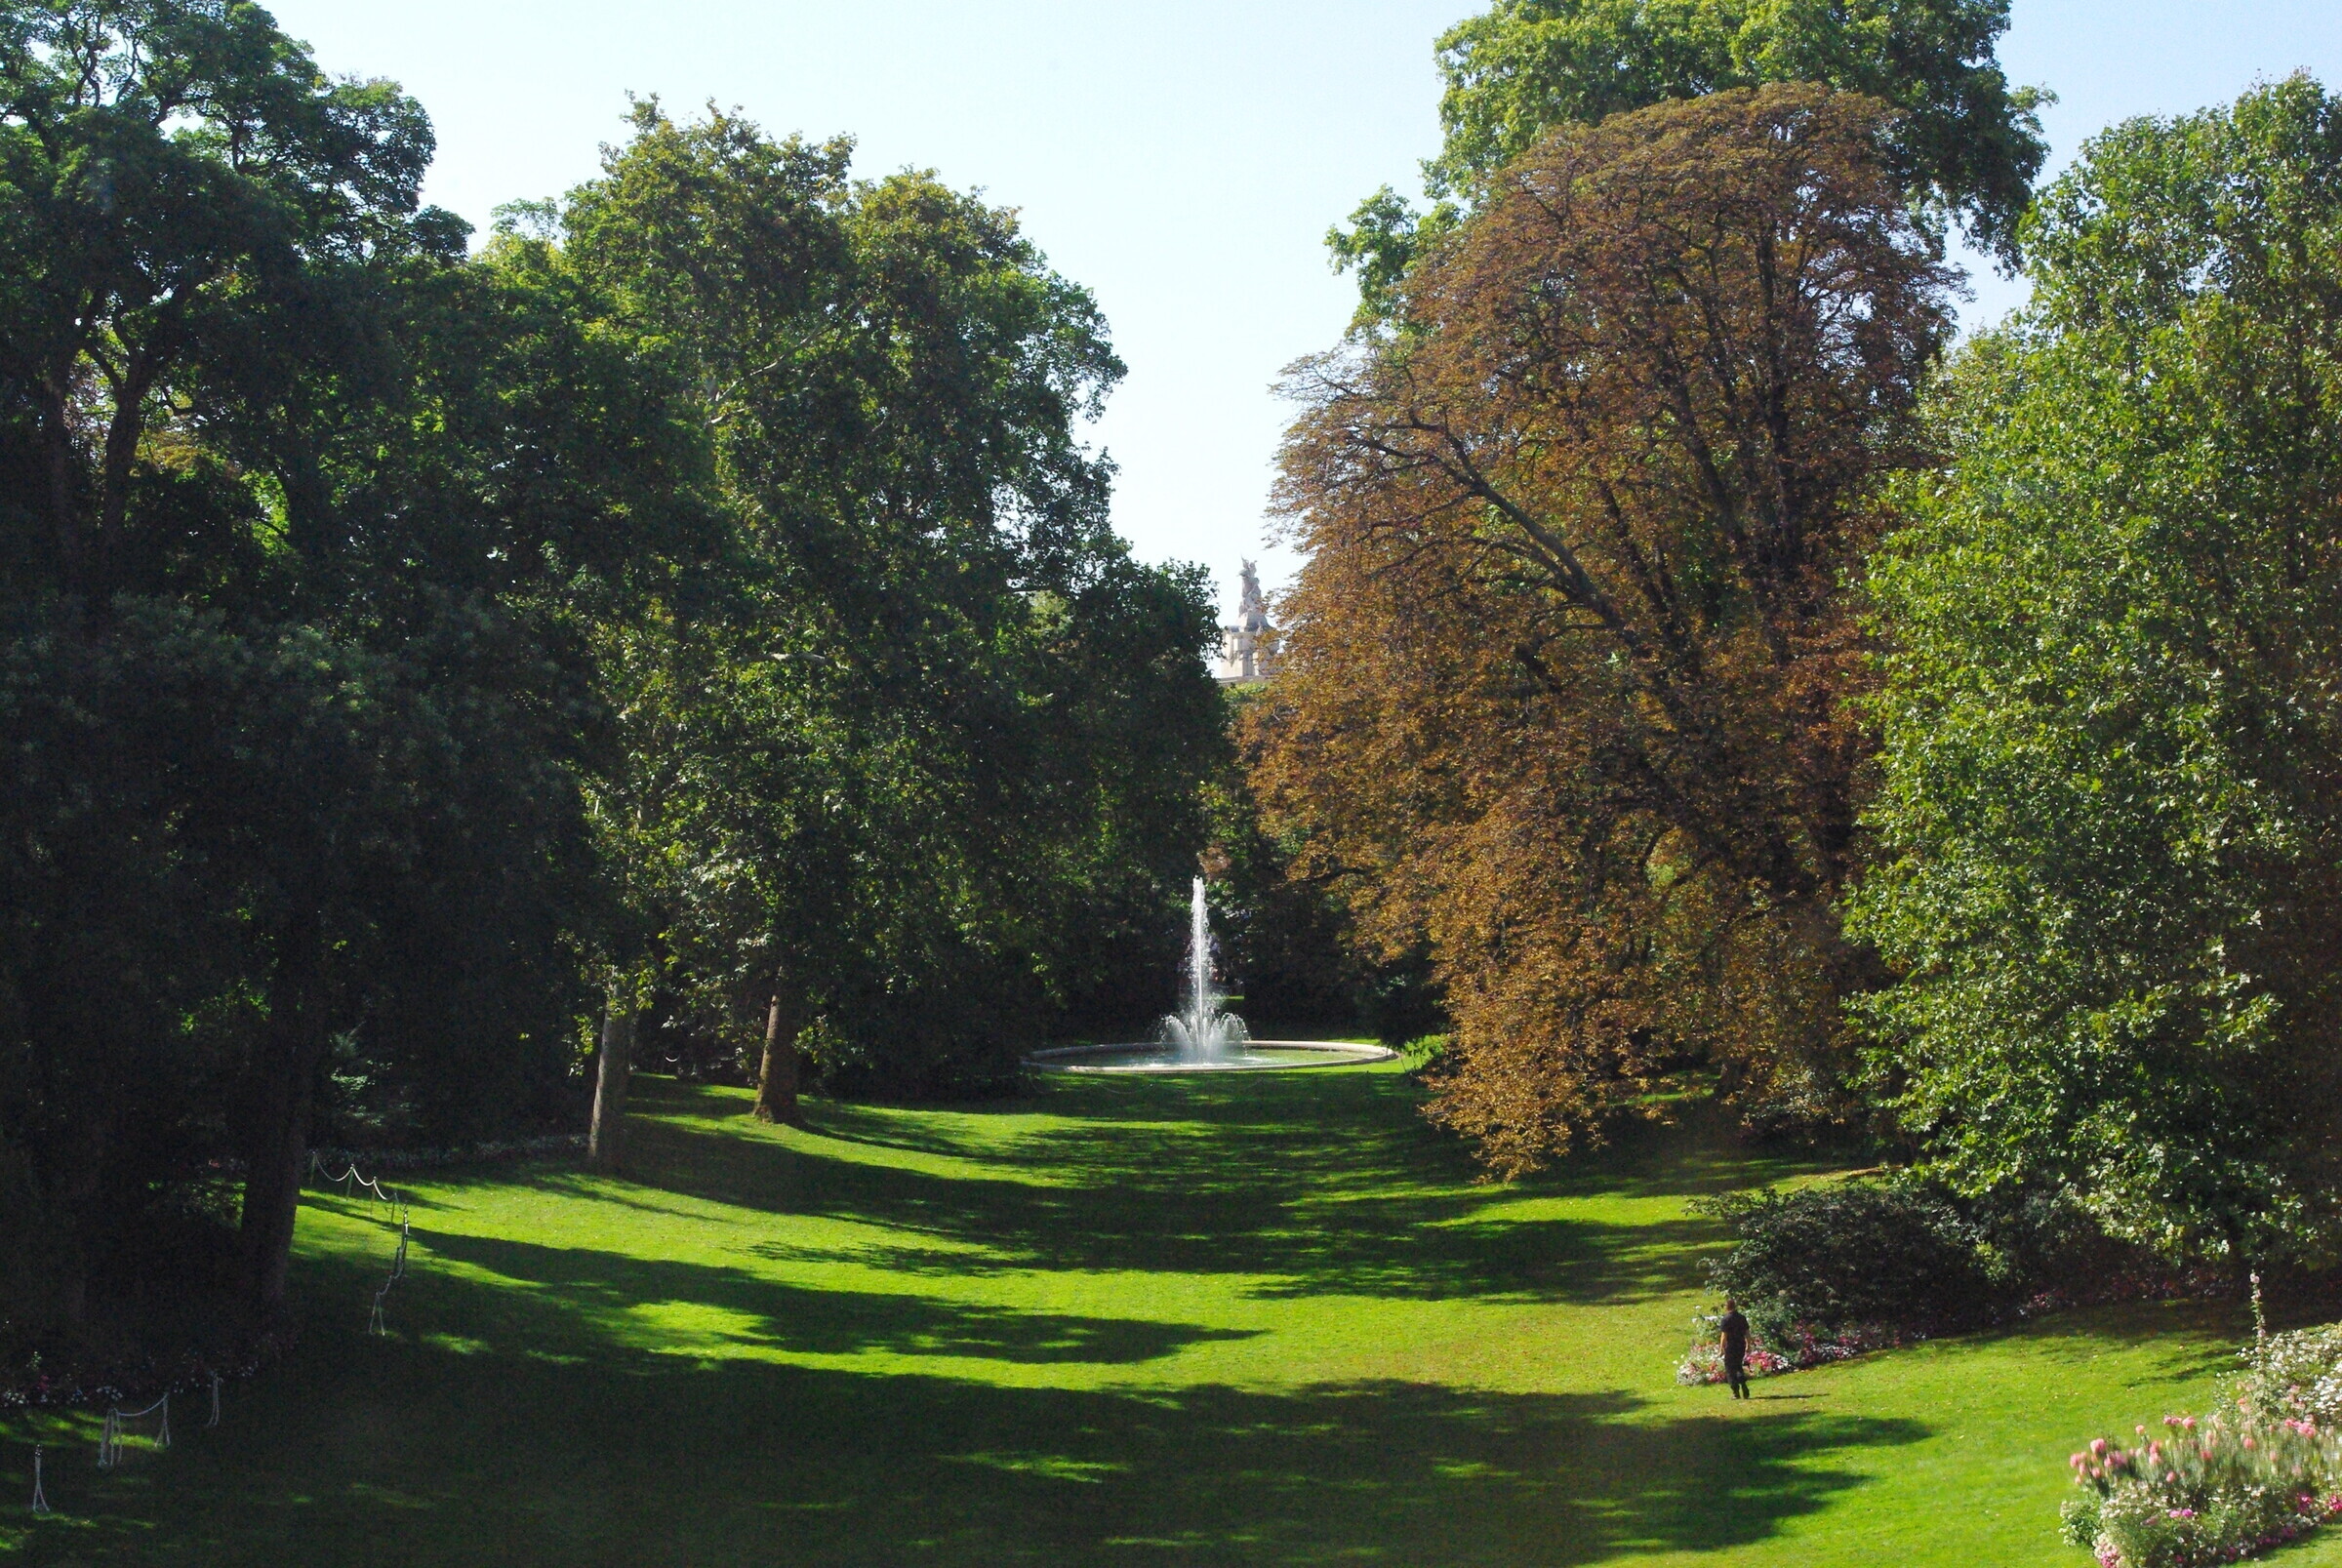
[1026,1039,1398,1075]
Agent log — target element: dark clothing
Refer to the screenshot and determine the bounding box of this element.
[1719,1310,1749,1356]
[1719,1309,1752,1399]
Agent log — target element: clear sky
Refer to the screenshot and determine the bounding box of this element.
[264,1,2342,622]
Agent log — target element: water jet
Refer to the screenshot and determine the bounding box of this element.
[1029,876,1395,1075]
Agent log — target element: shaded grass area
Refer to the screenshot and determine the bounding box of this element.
[0,1066,2301,1565]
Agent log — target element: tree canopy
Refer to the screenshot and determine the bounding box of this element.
[559,103,1223,1109]
[1329,0,2046,324]
[0,8,1222,1344]
[1851,75,2342,1272]
[1255,86,1954,1173]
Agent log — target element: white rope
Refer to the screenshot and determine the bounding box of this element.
[307,1151,416,1334]
[96,1392,168,1469]
[30,1443,49,1515]
[317,1158,397,1209]
[368,1207,411,1336]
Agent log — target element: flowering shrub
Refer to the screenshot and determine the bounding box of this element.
[2234,1325,2342,1426]
[1676,1337,1794,1387]
[2064,1408,2342,1566]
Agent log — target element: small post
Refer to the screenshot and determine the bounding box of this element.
[207,1371,222,1428]
[30,1443,49,1515]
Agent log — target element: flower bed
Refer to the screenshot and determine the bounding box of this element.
[2065,1324,2342,1567]
[2064,1410,2342,1567]
[308,1131,586,1174]
[1674,1318,1907,1386]
[2,1331,289,1412]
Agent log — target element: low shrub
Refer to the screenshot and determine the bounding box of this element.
[1695,1179,1998,1346]
[1695,1175,2202,1358]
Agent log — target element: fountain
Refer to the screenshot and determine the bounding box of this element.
[1027,876,1396,1075]
[1156,877,1250,1061]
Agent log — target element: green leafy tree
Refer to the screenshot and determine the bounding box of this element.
[559,104,1222,1111]
[1330,0,2047,324]
[0,0,439,598]
[0,5,717,1316]
[1852,75,2342,1275]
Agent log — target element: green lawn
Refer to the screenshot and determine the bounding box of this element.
[6,1064,2335,1566]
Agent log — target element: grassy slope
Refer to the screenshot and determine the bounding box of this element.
[5,1064,2332,1567]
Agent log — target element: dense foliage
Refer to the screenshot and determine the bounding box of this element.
[0,0,1219,1347]
[1852,76,2342,1274]
[557,105,1223,1111]
[1698,1181,1996,1345]
[1329,0,2046,322]
[1254,86,1952,1171]
[1695,1176,2154,1349]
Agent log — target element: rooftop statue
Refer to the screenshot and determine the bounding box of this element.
[1217,559,1277,683]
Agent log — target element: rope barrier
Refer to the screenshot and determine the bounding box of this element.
[30,1443,48,1515]
[309,1150,401,1211]
[308,1151,415,1334]
[206,1371,222,1429]
[97,1392,168,1469]
[367,1208,410,1337]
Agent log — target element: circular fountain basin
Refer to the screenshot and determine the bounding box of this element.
[1027,1040,1397,1075]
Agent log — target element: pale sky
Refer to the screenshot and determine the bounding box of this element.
[265,1,2342,623]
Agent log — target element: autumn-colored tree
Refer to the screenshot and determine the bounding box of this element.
[1251,86,1954,1173]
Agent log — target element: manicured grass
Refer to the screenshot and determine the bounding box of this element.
[3,1064,2328,1565]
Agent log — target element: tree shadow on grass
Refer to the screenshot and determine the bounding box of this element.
[18,1246,1932,1568]
[420,1228,1261,1366]
[602,1077,1790,1308]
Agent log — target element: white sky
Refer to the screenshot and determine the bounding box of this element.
[265,1,2342,623]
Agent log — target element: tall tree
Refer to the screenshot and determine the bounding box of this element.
[559,104,1223,1111]
[0,5,714,1313]
[1255,86,1953,1172]
[1329,0,2045,323]
[0,0,436,599]
[1852,75,2342,1274]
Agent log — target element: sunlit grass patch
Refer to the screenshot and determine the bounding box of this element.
[0,1069,2279,1566]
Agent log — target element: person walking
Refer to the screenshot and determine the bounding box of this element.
[1718,1298,1752,1399]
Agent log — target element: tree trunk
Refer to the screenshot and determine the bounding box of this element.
[37,381,81,593]
[752,985,806,1126]
[49,1109,108,1327]
[587,990,635,1174]
[238,907,328,1315]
